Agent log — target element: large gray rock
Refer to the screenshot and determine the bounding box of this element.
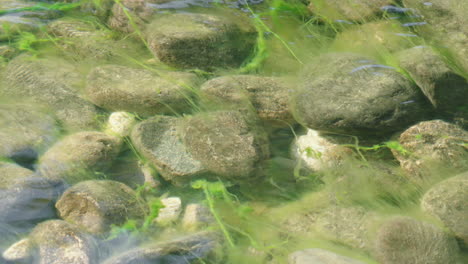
[397,46,468,115]
[131,115,206,185]
[392,120,468,179]
[102,231,220,264]
[421,172,468,248]
[288,248,366,264]
[86,65,200,116]
[38,131,121,184]
[0,103,59,164]
[1,55,102,131]
[290,53,432,137]
[29,220,99,264]
[200,75,294,126]
[308,0,393,21]
[56,180,148,234]
[374,216,460,264]
[145,12,256,70]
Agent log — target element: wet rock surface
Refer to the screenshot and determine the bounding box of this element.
[397,46,468,116]
[290,53,432,137]
[38,131,121,184]
[86,65,200,116]
[421,171,468,248]
[1,55,102,131]
[374,216,460,264]
[392,120,468,179]
[145,12,257,70]
[102,231,220,264]
[308,0,393,21]
[200,75,294,126]
[29,220,100,264]
[0,103,59,165]
[56,180,147,234]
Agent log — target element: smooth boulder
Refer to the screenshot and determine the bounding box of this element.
[145,12,256,70]
[290,53,431,137]
[86,65,199,116]
[421,172,468,248]
[38,131,121,184]
[56,180,148,234]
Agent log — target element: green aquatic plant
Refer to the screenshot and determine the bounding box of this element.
[0,2,81,16]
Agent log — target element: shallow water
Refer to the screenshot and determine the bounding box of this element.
[0,0,467,263]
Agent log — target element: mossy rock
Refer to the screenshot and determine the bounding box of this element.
[86,65,200,117]
[38,131,121,184]
[0,103,59,164]
[55,180,148,234]
[421,172,468,248]
[29,220,99,264]
[180,110,270,181]
[397,46,468,116]
[200,75,294,127]
[290,53,432,137]
[145,12,257,70]
[392,120,468,179]
[130,115,207,186]
[374,216,460,264]
[1,55,103,131]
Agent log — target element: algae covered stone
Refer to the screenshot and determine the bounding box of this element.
[55,180,148,234]
[1,55,102,131]
[145,12,256,70]
[397,46,468,115]
[392,120,468,179]
[131,115,206,185]
[29,220,99,264]
[38,131,121,184]
[308,0,392,21]
[86,65,200,116]
[421,172,468,248]
[290,53,431,137]
[200,75,294,126]
[374,216,460,264]
[181,110,270,180]
[0,103,59,164]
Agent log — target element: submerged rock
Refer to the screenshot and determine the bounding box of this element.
[180,110,270,181]
[1,55,102,131]
[392,120,468,179]
[397,46,468,116]
[0,103,59,165]
[131,115,206,185]
[308,0,392,21]
[131,111,269,185]
[290,129,353,172]
[102,231,220,264]
[290,53,431,137]
[29,220,99,264]
[200,75,294,126]
[155,197,182,226]
[106,112,137,138]
[145,12,256,70]
[374,216,460,264]
[288,248,366,264]
[0,162,59,230]
[108,0,154,33]
[38,131,121,184]
[86,65,199,116]
[421,172,468,248]
[55,180,148,234]
[2,238,31,263]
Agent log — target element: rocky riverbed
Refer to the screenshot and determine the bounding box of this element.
[0,0,467,263]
